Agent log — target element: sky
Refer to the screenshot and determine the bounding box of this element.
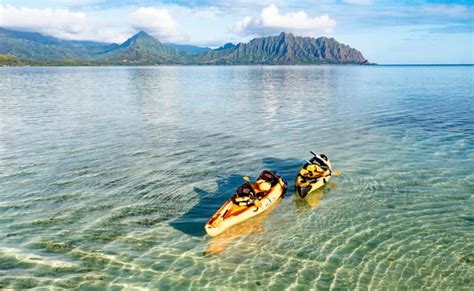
[0,0,473,64]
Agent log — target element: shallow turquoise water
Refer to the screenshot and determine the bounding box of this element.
[0,65,473,289]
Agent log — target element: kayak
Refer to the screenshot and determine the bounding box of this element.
[205,170,287,237]
[295,152,332,198]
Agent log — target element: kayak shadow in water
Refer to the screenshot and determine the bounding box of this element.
[169,157,304,237]
[169,174,244,237]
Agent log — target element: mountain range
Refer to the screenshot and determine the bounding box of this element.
[0,28,370,66]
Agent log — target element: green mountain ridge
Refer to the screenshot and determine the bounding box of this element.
[96,31,188,65]
[197,32,368,65]
[0,27,117,62]
[0,28,370,65]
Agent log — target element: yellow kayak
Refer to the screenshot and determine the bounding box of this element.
[205,170,287,237]
[295,152,332,198]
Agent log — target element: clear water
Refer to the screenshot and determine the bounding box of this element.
[0,66,473,289]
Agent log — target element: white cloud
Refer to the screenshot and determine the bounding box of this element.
[0,5,86,37]
[58,0,106,6]
[131,7,176,33]
[192,7,221,20]
[0,4,190,43]
[168,5,221,20]
[343,0,373,5]
[130,7,186,42]
[0,4,129,43]
[232,4,336,36]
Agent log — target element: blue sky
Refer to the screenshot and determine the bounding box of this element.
[1,0,473,63]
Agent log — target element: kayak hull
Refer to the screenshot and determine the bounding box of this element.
[205,175,286,237]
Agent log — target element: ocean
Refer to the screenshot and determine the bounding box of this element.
[0,65,473,289]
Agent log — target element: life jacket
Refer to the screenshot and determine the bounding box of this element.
[300,160,330,182]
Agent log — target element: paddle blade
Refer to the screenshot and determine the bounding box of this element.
[243,176,251,183]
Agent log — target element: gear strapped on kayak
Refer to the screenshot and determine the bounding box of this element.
[232,184,257,206]
[299,163,330,181]
[232,171,278,207]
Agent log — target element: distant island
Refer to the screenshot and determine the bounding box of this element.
[0,27,370,66]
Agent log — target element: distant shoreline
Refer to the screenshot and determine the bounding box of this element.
[2,64,474,68]
[0,63,374,67]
